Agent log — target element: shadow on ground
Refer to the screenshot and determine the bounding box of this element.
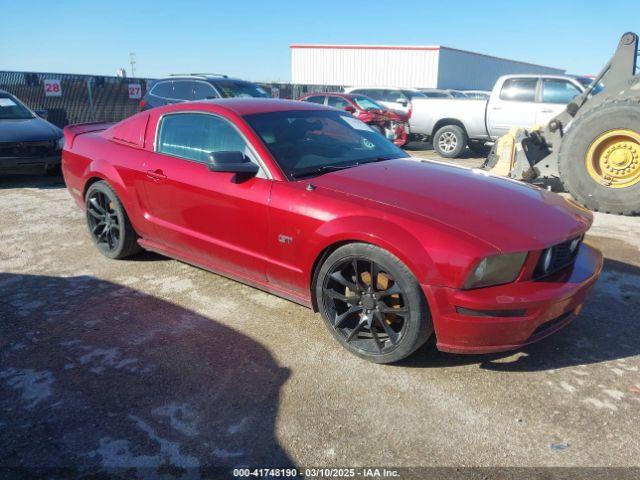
[0,273,292,477]
[399,258,640,372]
[0,172,65,190]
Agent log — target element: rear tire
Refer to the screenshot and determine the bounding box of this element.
[433,125,467,158]
[315,243,433,364]
[558,100,640,215]
[85,181,142,259]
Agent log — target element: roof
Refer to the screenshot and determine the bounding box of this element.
[187,98,332,116]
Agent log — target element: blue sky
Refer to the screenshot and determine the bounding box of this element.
[0,0,637,81]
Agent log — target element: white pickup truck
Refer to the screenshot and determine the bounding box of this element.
[407,74,591,158]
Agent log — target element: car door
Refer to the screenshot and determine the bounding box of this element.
[536,78,582,126]
[141,112,272,282]
[486,78,539,138]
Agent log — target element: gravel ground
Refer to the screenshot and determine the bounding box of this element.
[1,147,639,478]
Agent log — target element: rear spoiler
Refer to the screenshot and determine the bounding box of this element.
[63,121,114,148]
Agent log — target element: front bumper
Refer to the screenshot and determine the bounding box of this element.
[422,243,603,354]
[0,153,61,172]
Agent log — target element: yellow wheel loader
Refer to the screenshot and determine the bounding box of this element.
[483,32,640,215]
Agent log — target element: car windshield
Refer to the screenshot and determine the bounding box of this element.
[449,91,468,98]
[243,109,409,180]
[352,95,384,111]
[215,80,270,98]
[0,94,34,120]
[402,90,426,99]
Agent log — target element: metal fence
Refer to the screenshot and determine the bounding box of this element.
[0,70,344,128]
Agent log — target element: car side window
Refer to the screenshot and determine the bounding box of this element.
[157,113,258,167]
[171,81,195,100]
[305,95,326,104]
[150,81,171,98]
[192,82,217,100]
[499,78,537,102]
[327,96,350,109]
[541,79,581,104]
[381,90,406,102]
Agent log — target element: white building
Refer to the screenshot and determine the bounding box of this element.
[290,44,565,90]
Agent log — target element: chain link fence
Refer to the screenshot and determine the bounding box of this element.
[0,70,344,128]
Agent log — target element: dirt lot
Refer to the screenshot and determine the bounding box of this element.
[1,146,640,477]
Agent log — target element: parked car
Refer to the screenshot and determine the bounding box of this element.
[298,92,408,146]
[62,98,602,364]
[408,74,588,157]
[140,74,270,110]
[343,87,427,115]
[419,89,454,98]
[445,89,469,98]
[463,90,491,100]
[0,90,64,175]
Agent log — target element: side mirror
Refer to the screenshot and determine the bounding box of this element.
[396,99,408,107]
[35,109,48,119]
[344,105,356,114]
[207,151,259,175]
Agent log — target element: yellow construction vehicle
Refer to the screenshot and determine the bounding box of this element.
[483,32,640,215]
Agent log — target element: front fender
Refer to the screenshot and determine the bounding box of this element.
[303,215,439,288]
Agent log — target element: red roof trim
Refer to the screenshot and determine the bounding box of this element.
[290,44,440,51]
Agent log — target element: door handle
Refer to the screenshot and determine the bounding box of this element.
[540,109,554,113]
[146,169,167,181]
[491,107,501,110]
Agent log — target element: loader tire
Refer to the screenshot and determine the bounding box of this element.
[558,99,640,215]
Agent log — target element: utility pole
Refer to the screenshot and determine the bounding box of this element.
[129,52,137,78]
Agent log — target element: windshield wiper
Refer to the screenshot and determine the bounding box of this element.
[291,163,362,180]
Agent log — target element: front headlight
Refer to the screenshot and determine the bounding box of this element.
[463,252,527,289]
[56,136,65,150]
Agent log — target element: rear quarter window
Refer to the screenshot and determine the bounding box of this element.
[150,81,171,98]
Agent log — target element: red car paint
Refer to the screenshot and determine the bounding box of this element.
[62,99,603,354]
[298,93,408,146]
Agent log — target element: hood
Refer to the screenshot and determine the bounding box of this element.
[0,117,62,143]
[311,159,592,252]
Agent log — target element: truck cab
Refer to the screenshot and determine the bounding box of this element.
[486,75,585,138]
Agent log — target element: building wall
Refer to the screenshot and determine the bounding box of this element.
[291,46,440,88]
[437,48,565,90]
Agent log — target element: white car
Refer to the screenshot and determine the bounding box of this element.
[343,87,427,114]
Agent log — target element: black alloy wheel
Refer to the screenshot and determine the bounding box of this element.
[317,243,432,363]
[85,181,141,259]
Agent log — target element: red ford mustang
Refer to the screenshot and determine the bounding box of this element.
[62,99,603,363]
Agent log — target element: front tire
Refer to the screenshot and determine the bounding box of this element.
[85,181,142,259]
[315,243,433,364]
[433,125,467,158]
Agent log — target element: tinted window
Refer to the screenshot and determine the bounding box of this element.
[304,96,326,104]
[157,113,252,164]
[244,110,408,180]
[541,79,581,104]
[402,90,426,99]
[499,78,537,102]
[380,90,406,102]
[150,81,171,98]
[422,91,450,98]
[327,96,350,109]
[353,89,381,100]
[192,81,217,99]
[0,94,34,119]
[214,80,269,98]
[171,81,194,100]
